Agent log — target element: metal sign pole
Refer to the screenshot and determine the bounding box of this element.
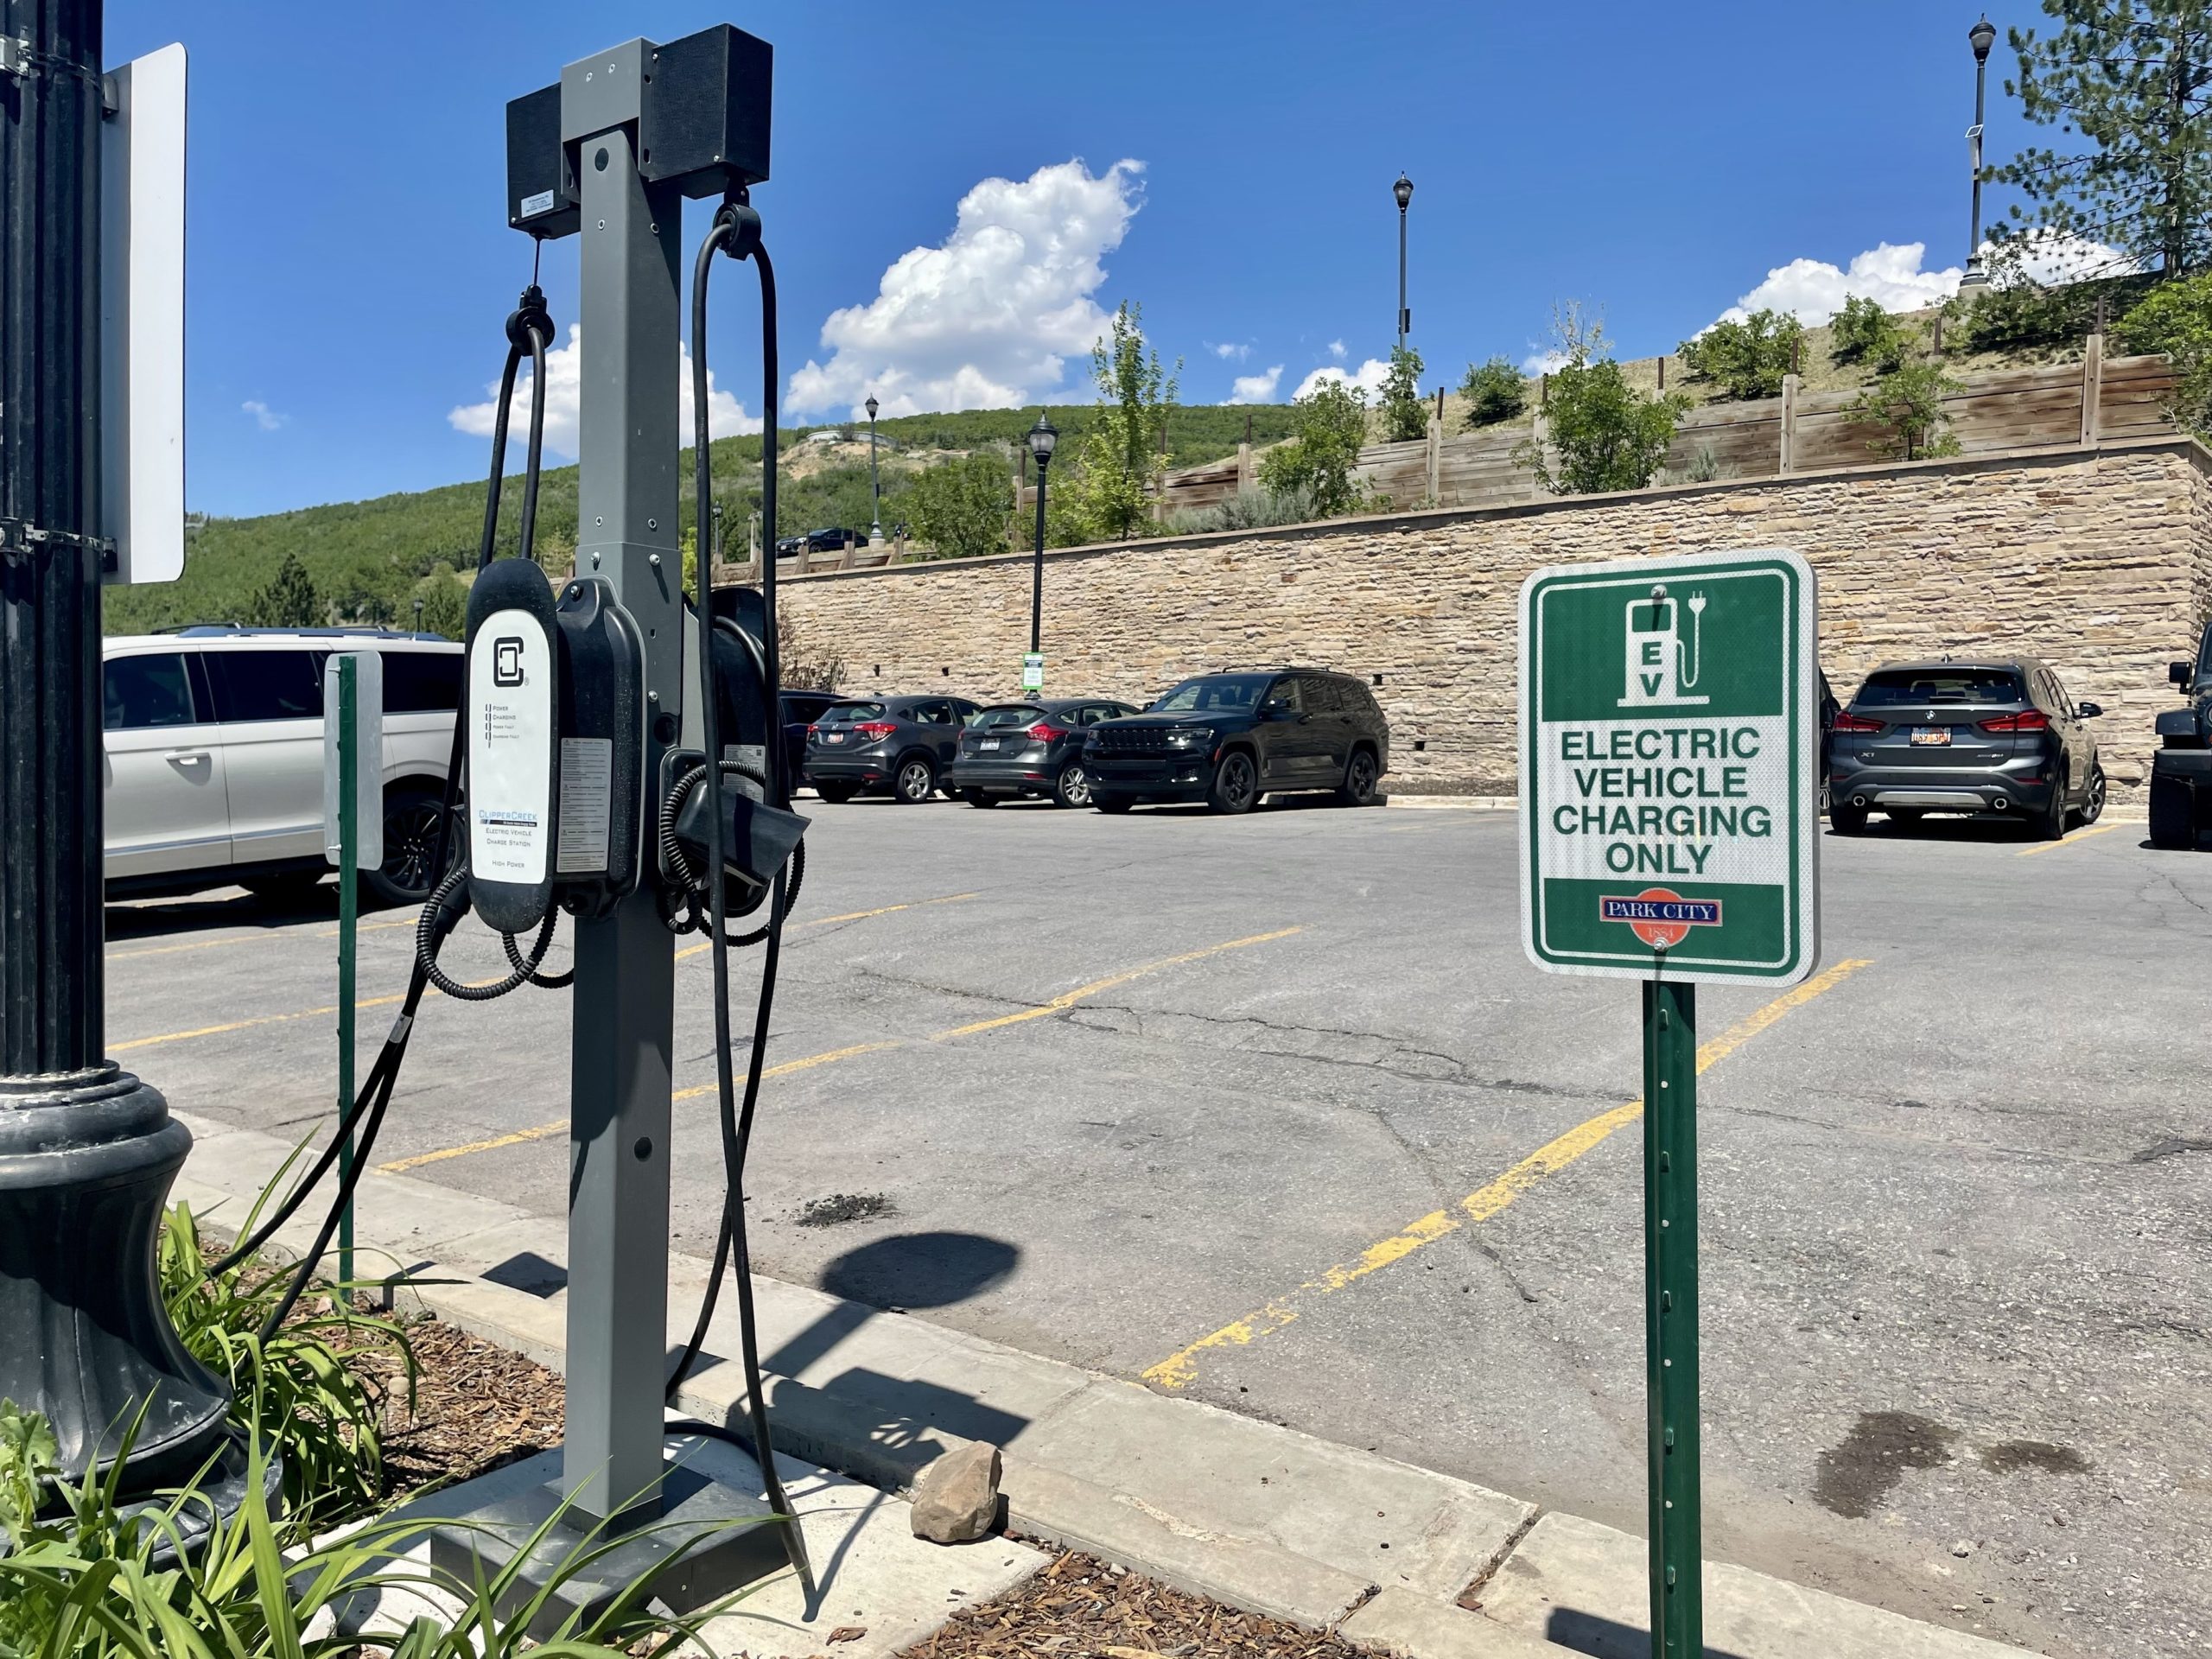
[1642,977,1700,1658]
[335,655,359,1287]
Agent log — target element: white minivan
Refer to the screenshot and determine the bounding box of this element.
[103,626,461,906]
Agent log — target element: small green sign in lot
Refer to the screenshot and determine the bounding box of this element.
[1520,549,1820,985]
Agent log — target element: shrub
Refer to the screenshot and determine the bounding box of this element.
[1162,485,1319,536]
[2116,271,2212,436]
[1258,379,1376,518]
[1377,344,1427,442]
[1847,359,1963,460]
[161,1198,416,1525]
[1675,308,1803,400]
[904,451,1014,561]
[1459,357,1528,428]
[1517,305,1688,495]
[1828,295,1914,372]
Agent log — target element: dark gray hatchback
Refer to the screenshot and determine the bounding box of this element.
[1827,658,2107,838]
[802,694,982,804]
[946,697,1140,808]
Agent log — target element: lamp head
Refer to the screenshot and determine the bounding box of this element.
[1969,16,1997,62]
[1392,172,1414,212]
[1027,412,1058,465]
[865,395,879,421]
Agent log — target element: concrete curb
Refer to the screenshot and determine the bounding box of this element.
[175,1111,2037,1659]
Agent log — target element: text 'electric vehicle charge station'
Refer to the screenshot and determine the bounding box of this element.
[1517,546,1821,1659]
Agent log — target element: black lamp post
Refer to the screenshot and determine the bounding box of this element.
[1393,173,1414,353]
[865,394,881,543]
[1960,16,1999,289]
[1026,413,1057,656]
[413,596,423,632]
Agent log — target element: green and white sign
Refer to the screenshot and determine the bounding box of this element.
[1519,549,1820,984]
[1021,651,1045,692]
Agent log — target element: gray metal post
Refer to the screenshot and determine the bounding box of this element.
[562,41,684,1527]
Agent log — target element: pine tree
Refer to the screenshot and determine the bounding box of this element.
[246,551,321,627]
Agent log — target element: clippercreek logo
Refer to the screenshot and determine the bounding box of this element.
[1599,888,1724,950]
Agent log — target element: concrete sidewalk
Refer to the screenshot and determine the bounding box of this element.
[176,1110,2037,1659]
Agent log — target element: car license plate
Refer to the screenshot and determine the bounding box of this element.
[1910,727,1951,746]
[980,737,1001,751]
[824,732,845,744]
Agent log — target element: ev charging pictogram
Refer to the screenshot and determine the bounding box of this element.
[1618,586,1708,709]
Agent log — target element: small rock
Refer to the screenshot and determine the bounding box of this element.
[912,1441,1001,1544]
[1953,1541,1974,1558]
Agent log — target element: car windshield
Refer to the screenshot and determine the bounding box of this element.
[1150,675,1270,713]
[974,705,1045,728]
[1854,669,2024,707]
[820,702,885,721]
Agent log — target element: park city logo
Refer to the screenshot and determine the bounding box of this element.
[1608,583,1718,948]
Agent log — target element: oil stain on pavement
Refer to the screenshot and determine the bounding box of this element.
[1814,1411,1958,1518]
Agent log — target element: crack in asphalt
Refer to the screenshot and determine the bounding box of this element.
[2133,1134,2212,1163]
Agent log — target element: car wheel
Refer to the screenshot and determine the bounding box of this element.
[365,787,458,908]
[893,755,937,804]
[1053,763,1094,809]
[962,787,995,808]
[2149,772,2194,849]
[1337,747,1380,807]
[2073,763,2107,827]
[2037,767,2068,841]
[815,782,858,805]
[1208,750,1259,815]
[1829,800,1869,836]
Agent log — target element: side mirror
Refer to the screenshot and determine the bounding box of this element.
[2076,701,2103,718]
[2171,660,2193,687]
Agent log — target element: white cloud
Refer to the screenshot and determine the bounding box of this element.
[241,399,286,431]
[448,324,758,459]
[1328,340,1347,360]
[1521,348,1569,376]
[1708,232,2137,331]
[1293,358,1390,400]
[1229,364,1283,403]
[785,158,1144,420]
[1211,340,1251,361]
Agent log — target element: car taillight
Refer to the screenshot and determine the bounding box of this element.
[1025,722,1070,741]
[1832,712,1885,733]
[1978,709,2050,733]
[855,721,899,741]
[805,723,820,734]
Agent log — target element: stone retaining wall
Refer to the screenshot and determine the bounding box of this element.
[779,440,2212,800]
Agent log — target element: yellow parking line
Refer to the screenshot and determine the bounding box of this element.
[379,928,1303,1172]
[1142,957,1874,1390]
[107,918,417,963]
[2016,821,2124,857]
[933,927,1304,1040]
[673,892,977,960]
[111,991,412,1053]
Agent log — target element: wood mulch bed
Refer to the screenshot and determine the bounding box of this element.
[902,1548,1373,1659]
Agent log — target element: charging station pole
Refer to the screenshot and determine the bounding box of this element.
[560,41,685,1527]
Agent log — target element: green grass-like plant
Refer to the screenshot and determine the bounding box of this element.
[159,1198,416,1526]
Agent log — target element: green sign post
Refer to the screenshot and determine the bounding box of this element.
[1518,548,1820,1659]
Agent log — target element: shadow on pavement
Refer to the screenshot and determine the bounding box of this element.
[1543,1608,1751,1659]
[105,882,340,941]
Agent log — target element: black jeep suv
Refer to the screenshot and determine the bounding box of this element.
[1083,668,1390,815]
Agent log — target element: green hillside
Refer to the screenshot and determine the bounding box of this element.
[103,403,1300,637]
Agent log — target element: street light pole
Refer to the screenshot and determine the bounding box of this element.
[865,394,880,543]
[1960,16,1998,289]
[1026,414,1057,656]
[1393,173,1414,353]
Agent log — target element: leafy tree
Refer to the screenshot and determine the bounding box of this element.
[1676,308,1804,400]
[1258,378,1375,517]
[2117,269,2212,431]
[1988,1,2212,279]
[1518,305,1688,494]
[245,550,321,627]
[1828,294,1915,372]
[1847,359,1964,460]
[1050,301,1180,543]
[906,452,1015,560]
[1378,344,1428,442]
[412,564,468,640]
[1459,357,1529,428]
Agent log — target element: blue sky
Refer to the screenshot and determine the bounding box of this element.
[110,1,2033,518]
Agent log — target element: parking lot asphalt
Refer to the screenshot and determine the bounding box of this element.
[112,796,2210,1659]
